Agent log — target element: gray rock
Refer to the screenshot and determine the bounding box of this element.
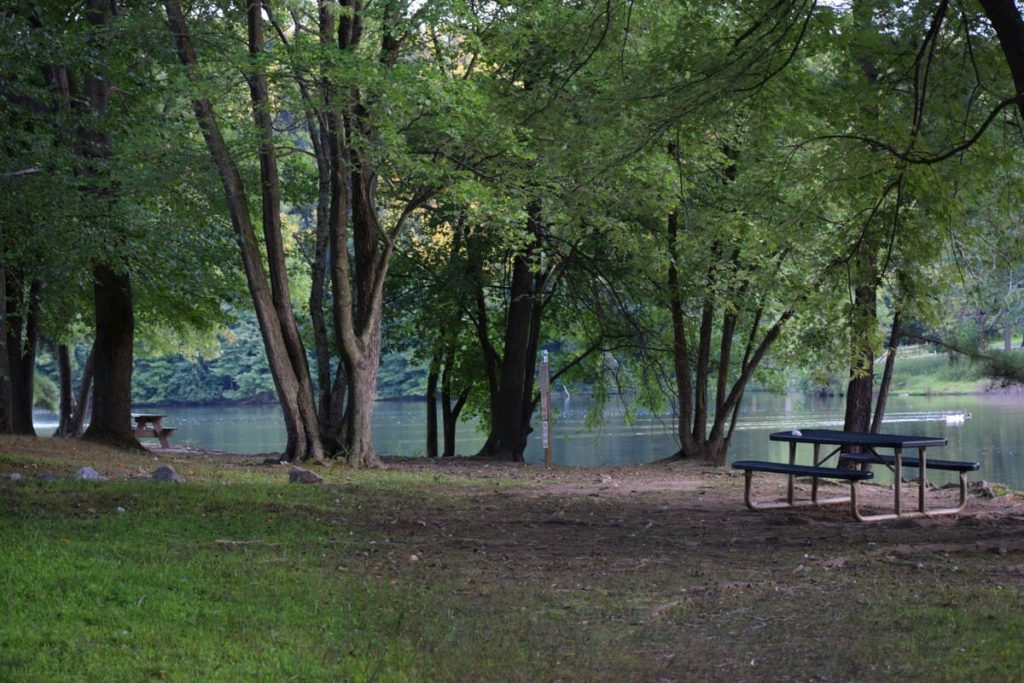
[74,467,106,481]
[7,472,22,482]
[289,466,323,484]
[969,480,997,499]
[151,465,184,484]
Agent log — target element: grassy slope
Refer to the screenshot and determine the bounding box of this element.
[2,439,1024,682]
[890,352,991,395]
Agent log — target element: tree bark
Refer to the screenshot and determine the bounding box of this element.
[165,0,323,463]
[70,346,95,437]
[55,343,75,436]
[5,275,40,436]
[871,312,901,433]
[426,351,440,458]
[842,282,876,452]
[83,264,141,449]
[440,351,469,458]
[71,0,141,450]
[979,0,1024,118]
[0,260,10,434]
[668,212,698,457]
[476,206,542,461]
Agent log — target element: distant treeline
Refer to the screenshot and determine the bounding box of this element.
[36,317,428,409]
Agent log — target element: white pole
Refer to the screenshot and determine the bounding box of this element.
[540,350,552,467]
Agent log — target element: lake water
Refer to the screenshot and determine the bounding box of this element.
[32,390,1024,488]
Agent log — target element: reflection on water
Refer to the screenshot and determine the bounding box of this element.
[31,390,1024,487]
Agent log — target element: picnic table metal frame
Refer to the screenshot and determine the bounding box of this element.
[766,429,964,522]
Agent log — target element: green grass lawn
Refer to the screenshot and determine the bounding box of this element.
[890,353,991,394]
[3,443,1024,682]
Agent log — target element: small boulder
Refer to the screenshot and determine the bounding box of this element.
[7,472,22,482]
[969,480,997,499]
[151,465,184,484]
[289,466,323,484]
[74,467,106,481]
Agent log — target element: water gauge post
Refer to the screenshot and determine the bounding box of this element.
[540,350,552,467]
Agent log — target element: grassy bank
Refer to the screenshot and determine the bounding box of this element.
[890,352,992,395]
[2,439,1024,681]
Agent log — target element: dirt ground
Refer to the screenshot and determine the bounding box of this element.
[5,438,1024,680]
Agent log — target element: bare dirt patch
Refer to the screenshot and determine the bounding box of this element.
[5,439,1024,680]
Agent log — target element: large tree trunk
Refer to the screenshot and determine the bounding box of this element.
[476,209,541,461]
[842,282,877,458]
[83,265,141,449]
[74,0,141,450]
[979,0,1024,119]
[6,275,40,436]
[346,355,380,467]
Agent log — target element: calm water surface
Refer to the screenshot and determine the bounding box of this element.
[34,391,1024,487]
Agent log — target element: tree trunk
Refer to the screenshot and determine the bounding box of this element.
[70,0,141,450]
[871,312,901,433]
[55,344,76,436]
[346,356,379,467]
[476,208,541,461]
[6,276,40,436]
[0,261,10,434]
[440,352,469,458]
[979,0,1024,119]
[83,265,142,450]
[426,351,440,458]
[70,346,95,437]
[165,0,323,463]
[668,212,698,457]
[842,282,876,462]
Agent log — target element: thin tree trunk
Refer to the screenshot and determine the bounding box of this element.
[70,345,95,436]
[0,259,10,434]
[668,212,697,457]
[55,344,75,436]
[692,299,714,444]
[871,312,901,433]
[245,0,324,462]
[426,350,440,458]
[165,0,323,462]
[440,351,469,458]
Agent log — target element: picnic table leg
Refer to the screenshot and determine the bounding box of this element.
[811,443,821,503]
[918,446,927,513]
[787,441,796,505]
[894,446,902,516]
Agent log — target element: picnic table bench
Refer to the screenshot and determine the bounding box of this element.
[732,429,980,522]
[132,414,176,449]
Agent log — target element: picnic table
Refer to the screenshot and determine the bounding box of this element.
[732,429,979,522]
[132,414,176,449]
